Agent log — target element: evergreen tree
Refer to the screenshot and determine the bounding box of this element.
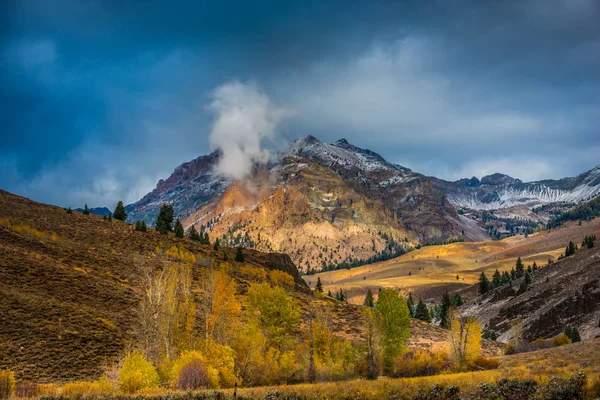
[532,261,538,271]
[235,247,244,262]
[140,221,147,232]
[564,326,581,343]
[155,204,174,234]
[515,257,525,278]
[478,271,490,295]
[223,251,228,261]
[524,271,531,285]
[66,207,73,214]
[135,221,142,231]
[439,292,452,329]
[213,238,220,251]
[83,204,90,215]
[565,241,576,256]
[174,219,184,238]
[327,290,332,297]
[414,298,431,322]
[501,271,510,285]
[363,288,375,307]
[113,201,127,221]
[583,234,596,249]
[315,277,324,293]
[203,232,210,245]
[188,225,201,242]
[406,292,415,317]
[452,293,464,307]
[492,269,502,288]
[510,267,516,280]
[107,213,112,222]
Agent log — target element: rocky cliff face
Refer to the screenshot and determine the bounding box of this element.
[125,150,230,225]
[461,245,600,343]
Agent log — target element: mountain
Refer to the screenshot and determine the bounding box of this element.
[126,135,599,273]
[431,166,600,218]
[74,207,112,217]
[129,136,487,273]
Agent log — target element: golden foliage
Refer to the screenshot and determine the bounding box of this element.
[0,369,16,399]
[474,356,500,370]
[450,314,482,368]
[118,350,160,394]
[136,259,196,363]
[239,265,267,281]
[552,333,572,347]
[199,267,241,344]
[392,349,450,377]
[171,344,236,389]
[269,270,295,288]
[0,218,58,242]
[164,244,196,263]
[61,376,113,397]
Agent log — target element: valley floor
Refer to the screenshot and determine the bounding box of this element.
[305,219,600,304]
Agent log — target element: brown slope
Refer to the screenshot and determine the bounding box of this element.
[0,190,307,382]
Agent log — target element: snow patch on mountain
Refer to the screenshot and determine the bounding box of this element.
[448,183,600,210]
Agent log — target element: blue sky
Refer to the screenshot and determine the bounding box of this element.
[1,0,599,208]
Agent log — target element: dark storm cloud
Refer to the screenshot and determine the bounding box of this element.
[1,0,599,207]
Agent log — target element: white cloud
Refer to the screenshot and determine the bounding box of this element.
[208,81,295,180]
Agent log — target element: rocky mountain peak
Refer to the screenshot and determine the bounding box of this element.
[480,173,522,186]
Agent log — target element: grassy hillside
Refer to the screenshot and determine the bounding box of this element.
[0,190,309,382]
[306,219,600,304]
[0,190,498,384]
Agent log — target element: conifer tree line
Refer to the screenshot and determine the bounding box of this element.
[477,256,545,296]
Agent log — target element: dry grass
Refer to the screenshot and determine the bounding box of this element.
[0,190,307,383]
[307,219,600,303]
[225,338,600,399]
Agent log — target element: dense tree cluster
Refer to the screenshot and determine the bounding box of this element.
[547,195,600,228]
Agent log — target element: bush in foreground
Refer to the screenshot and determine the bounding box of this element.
[118,350,159,394]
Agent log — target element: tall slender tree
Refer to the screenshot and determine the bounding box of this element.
[439,292,452,329]
[174,219,184,238]
[406,292,415,317]
[478,272,490,295]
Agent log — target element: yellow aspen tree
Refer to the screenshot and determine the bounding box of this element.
[449,313,482,368]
